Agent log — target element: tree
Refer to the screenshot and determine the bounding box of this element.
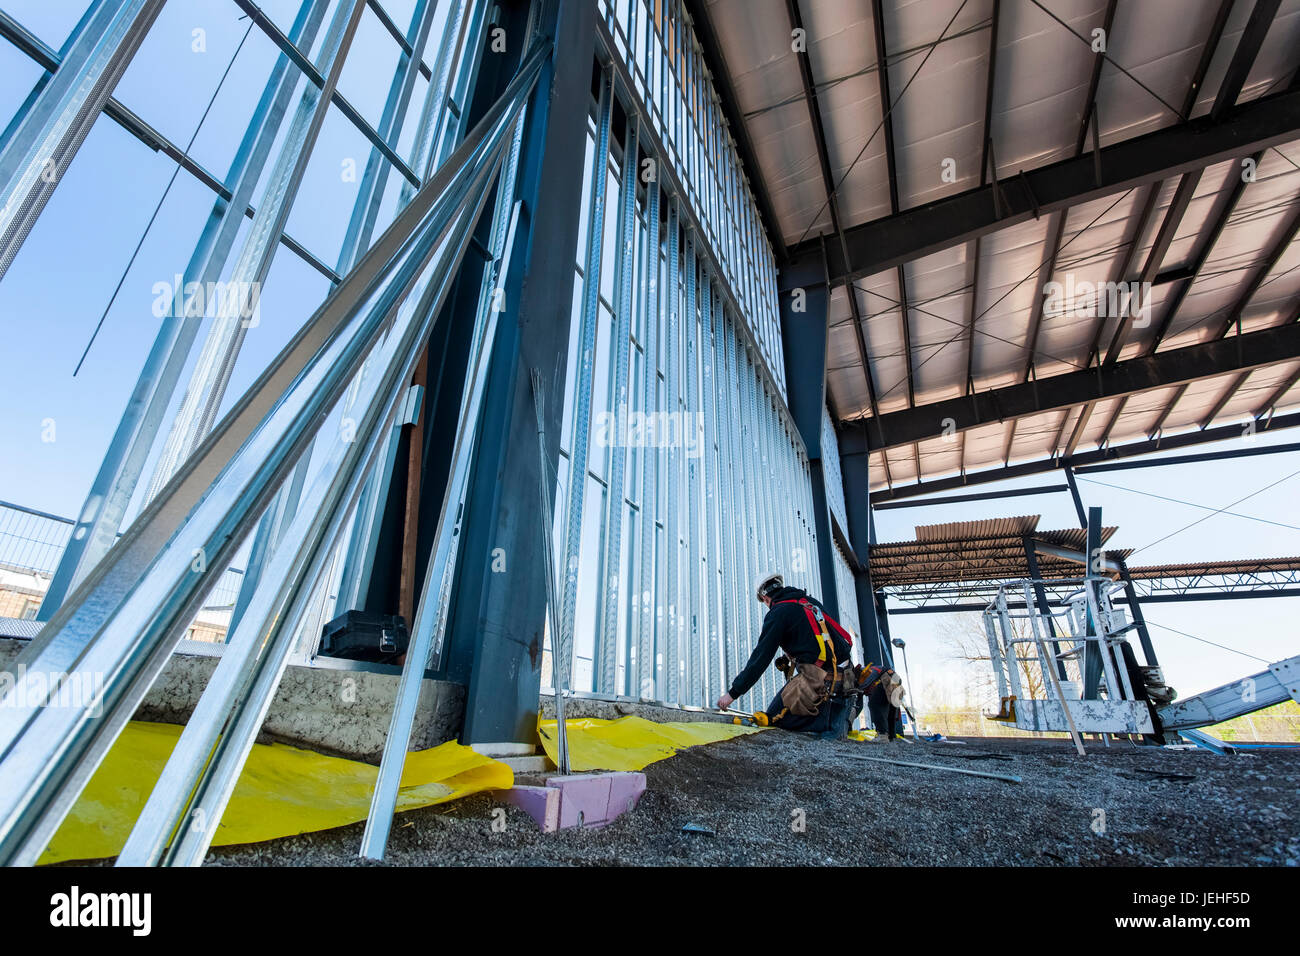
[936,613,1071,707]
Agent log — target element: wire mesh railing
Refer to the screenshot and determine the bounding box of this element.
[0,500,74,576]
[0,500,244,633]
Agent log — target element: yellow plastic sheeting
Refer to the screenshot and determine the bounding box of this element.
[40,721,513,865]
[536,715,763,772]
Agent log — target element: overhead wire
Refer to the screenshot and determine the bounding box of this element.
[1076,475,1300,532]
[1141,619,1271,664]
[1127,468,1300,557]
[741,18,994,122]
[1026,0,1182,119]
[74,16,256,376]
[792,0,973,249]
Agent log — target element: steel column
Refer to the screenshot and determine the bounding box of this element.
[636,181,661,699]
[439,0,597,742]
[779,276,836,614]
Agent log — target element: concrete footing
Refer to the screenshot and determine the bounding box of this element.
[539,694,733,725]
[0,636,465,762]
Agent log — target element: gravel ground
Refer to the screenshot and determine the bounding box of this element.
[205,730,1300,866]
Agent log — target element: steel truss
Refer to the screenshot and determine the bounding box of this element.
[887,558,1300,613]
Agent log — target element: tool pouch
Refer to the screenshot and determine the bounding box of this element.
[780,662,830,716]
[832,661,859,698]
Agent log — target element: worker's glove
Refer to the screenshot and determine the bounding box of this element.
[773,655,794,679]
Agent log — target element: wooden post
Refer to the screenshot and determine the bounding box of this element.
[398,347,430,629]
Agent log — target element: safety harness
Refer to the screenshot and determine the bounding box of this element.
[775,599,852,672]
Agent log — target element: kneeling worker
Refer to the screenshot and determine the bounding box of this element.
[863,665,903,742]
[716,572,856,738]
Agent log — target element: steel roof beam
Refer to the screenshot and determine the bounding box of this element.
[860,320,1300,450]
[889,589,1300,613]
[1211,0,1282,122]
[781,86,1300,289]
[867,0,921,477]
[867,410,1300,502]
[872,482,1067,510]
[963,0,1000,397]
[1100,171,1199,365]
[782,0,884,430]
[1104,0,1276,366]
[868,0,915,412]
[1143,152,1262,354]
[1026,0,1116,381]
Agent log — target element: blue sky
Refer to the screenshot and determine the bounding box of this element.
[0,0,421,520]
[875,435,1300,703]
[1,0,1296,705]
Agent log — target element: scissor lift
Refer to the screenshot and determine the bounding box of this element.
[984,578,1158,750]
[983,577,1299,753]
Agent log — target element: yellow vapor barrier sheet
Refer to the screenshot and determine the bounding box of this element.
[537,715,763,772]
[40,721,513,865]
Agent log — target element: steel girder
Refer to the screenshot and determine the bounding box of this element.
[859,321,1300,452]
[865,410,1300,503]
[780,86,1300,291]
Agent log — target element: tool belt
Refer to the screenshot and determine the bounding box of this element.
[779,661,831,717]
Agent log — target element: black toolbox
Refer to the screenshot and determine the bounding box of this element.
[318,610,410,664]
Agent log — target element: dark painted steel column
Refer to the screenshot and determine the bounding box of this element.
[1083,505,1104,699]
[1023,534,1069,680]
[839,423,893,668]
[443,0,596,744]
[778,275,838,617]
[1116,556,1158,666]
[1064,464,1088,528]
[1066,467,1156,665]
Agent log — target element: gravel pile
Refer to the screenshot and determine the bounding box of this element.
[207,732,1300,866]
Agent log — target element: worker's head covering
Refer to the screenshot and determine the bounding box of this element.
[754,571,783,602]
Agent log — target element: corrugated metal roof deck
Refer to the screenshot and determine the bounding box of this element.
[696,0,1300,492]
[868,514,1130,585]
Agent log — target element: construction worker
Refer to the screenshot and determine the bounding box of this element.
[863,665,903,742]
[716,572,856,738]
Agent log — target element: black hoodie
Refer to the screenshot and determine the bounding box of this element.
[726,586,851,700]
